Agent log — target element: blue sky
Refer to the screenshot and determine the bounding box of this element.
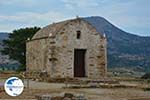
[0,0,150,36]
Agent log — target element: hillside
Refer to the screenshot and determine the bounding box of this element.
[0,32,18,70]
[0,32,9,40]
[0,32,9,64]
[84,16,150,72]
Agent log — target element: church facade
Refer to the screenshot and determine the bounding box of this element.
[26,18,107,79]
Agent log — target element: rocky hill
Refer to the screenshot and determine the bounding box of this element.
[84,16,150,73]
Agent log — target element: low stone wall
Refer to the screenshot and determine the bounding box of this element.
[25,71,50,82]
[35,92,87,100]
[25,71,118,86]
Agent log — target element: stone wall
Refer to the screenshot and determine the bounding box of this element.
[26,18,107,79]
[26,38,49,71]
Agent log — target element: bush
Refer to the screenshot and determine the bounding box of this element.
[143,87,150,91]
[141,73,150,79]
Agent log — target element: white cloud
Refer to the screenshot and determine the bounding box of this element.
[61,0,99,9]
[0,11,71,32]
[0,0,150,36]
[0,0,37,7]
[83,1,150,31]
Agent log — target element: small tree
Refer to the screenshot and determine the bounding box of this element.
[1,27,40,71]
[2,67,4,71]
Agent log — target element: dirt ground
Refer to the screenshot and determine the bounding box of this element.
[0,72,150,100]
[0,79,150,100]
[1,86,150,100]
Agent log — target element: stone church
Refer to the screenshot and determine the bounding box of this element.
[26,18,107,79]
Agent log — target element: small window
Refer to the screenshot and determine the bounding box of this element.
[76,30,81,39]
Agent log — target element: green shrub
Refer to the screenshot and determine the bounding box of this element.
[143,87,150,91]
[141,73,150,79]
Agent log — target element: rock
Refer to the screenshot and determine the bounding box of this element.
[74,94,87,100]
[64,93,74,98]
[51,96,63,100]
[35,94,63,100]
[63,97,71,100]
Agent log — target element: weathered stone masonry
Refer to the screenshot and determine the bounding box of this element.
[26,18,107,79]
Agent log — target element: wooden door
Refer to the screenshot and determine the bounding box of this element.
[74,49,86,77]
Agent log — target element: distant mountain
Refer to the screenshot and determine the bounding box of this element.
[0,32,9,41]
[0,32,9,48]
[0,32,18,70]
[84,16,150,72]
[0,33,9,68]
